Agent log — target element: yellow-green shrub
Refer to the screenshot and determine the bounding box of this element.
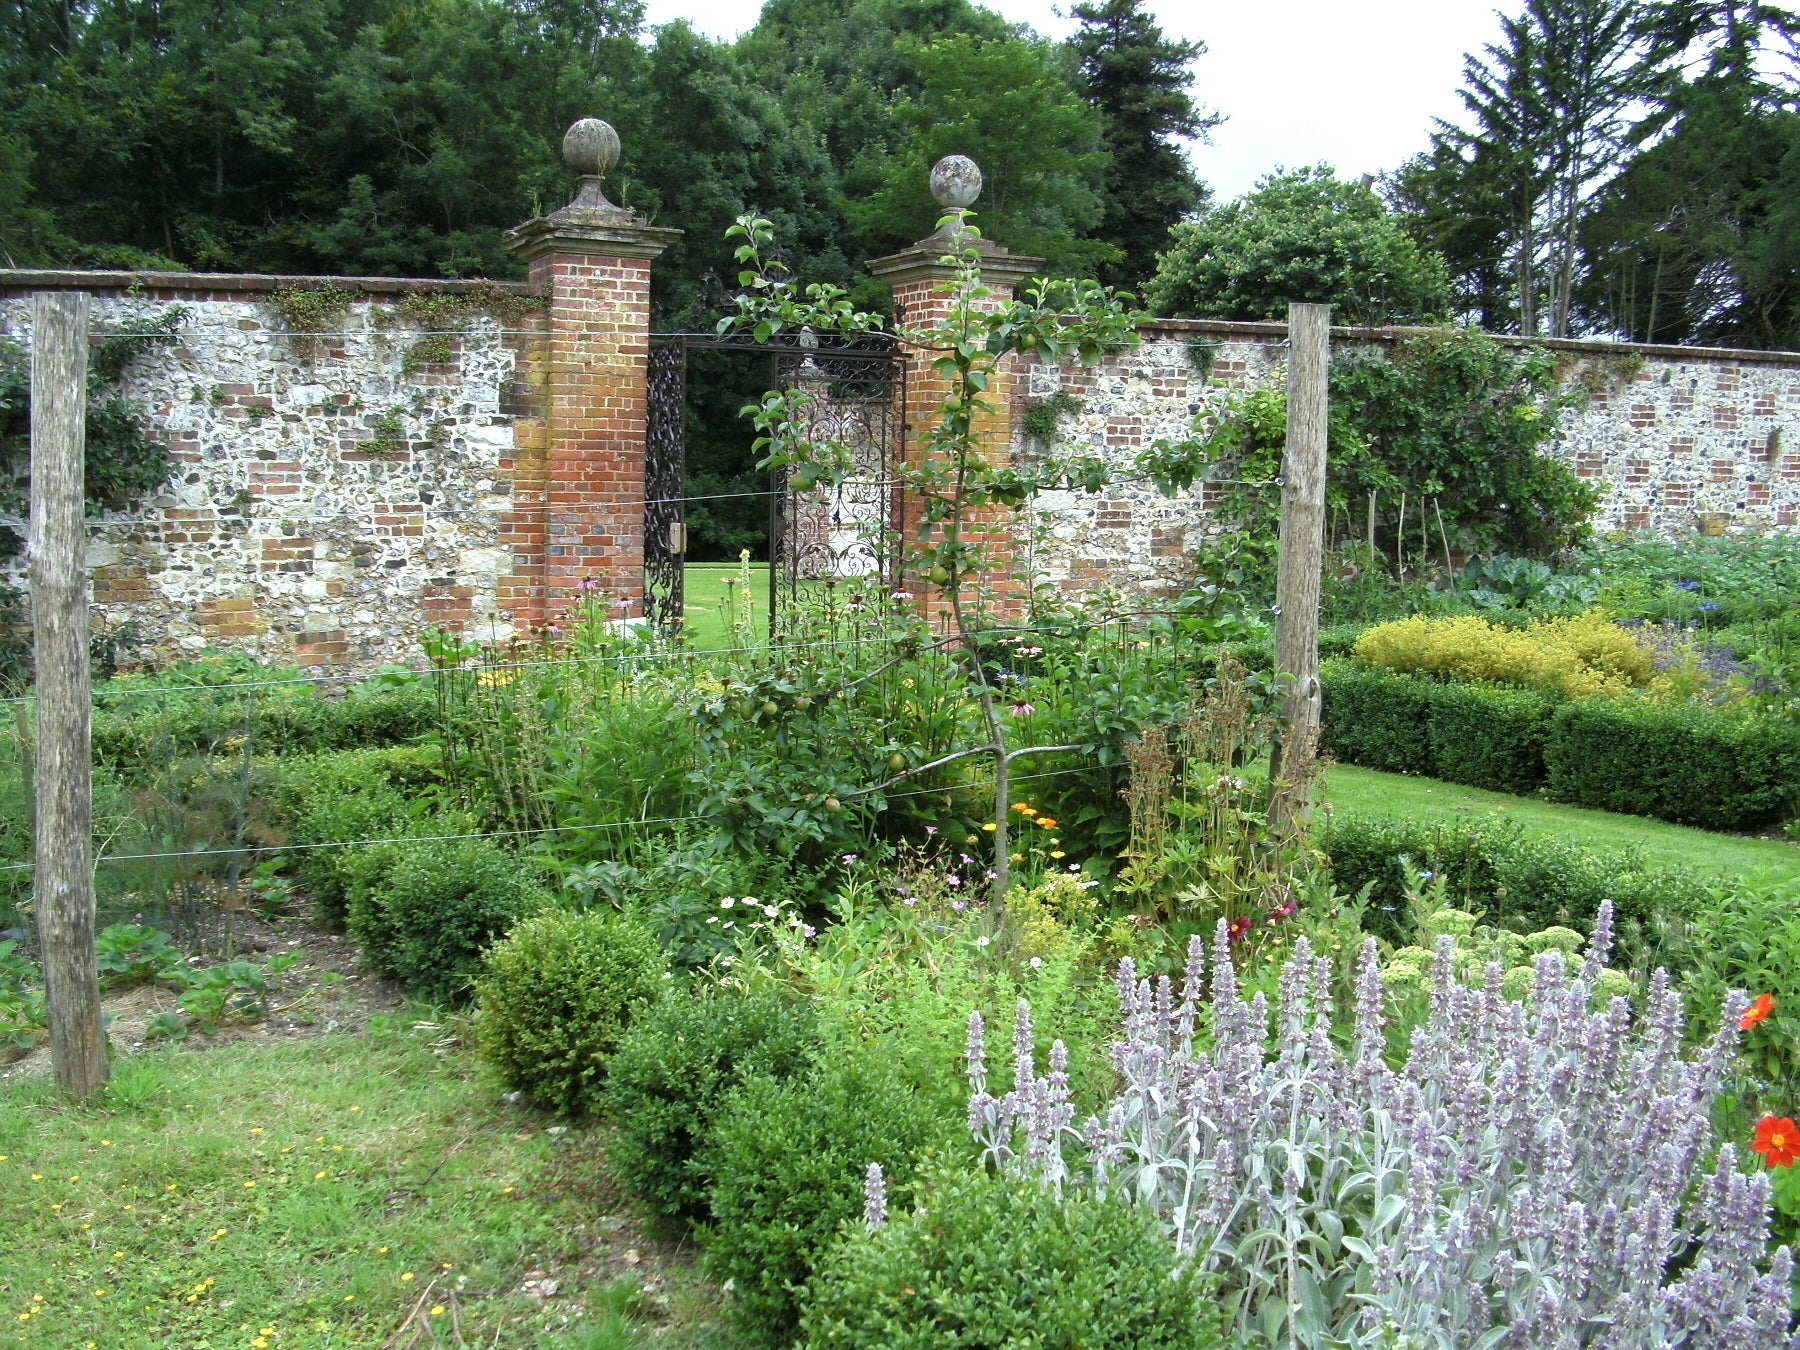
[1352,612,1652,698]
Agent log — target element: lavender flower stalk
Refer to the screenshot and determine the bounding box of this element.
[966,903,1799,1348]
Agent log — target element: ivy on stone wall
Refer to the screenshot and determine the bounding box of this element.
[0,307,184,555]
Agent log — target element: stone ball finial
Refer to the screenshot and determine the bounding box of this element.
[563,118,620,178]
[930,155,982,211]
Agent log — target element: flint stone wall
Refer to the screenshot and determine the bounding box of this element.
[0,272,548,671]
[1022,320,1800,602]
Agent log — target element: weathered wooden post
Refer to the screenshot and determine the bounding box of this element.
[30,290,107,1099]
[1271,301,1330,821]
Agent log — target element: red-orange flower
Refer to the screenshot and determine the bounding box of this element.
[1742,993,1776,1031]
[1753,1116,1800,1168]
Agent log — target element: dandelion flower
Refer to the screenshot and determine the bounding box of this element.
[981,822,998,833]
[244,1181,256,1189]
[315,1171,329,1180]
[400,1272,416,1283]
[343,1295,355,1303]
[429,1306,446,1318]
[99,1140,111,1147]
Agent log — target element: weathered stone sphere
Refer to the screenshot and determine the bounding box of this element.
[930,155,982,210]
[563,119,620,177]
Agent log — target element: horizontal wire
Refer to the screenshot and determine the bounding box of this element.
[0,762,1107,874]
[0,607,1216,710]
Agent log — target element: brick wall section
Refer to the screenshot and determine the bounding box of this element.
[0,271,547,673]
[887,274,1031,624]
[1024,319,1800,602]
[522,253,652,627]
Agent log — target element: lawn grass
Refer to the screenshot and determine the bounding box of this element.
[0,1020,716,1349]
[1323,763,1800,881]
[679,562,768,650]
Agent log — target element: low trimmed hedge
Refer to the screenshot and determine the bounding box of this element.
[1320,659,1800,831]
[1318,662,1437,777]
[93,685,435,772]
[1425,681,1556,796]
[1318,810,1710,942]
[1547,700,1800,831]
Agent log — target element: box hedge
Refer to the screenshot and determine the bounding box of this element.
[1317,809,1710,942]
[1425,682,1555,795]
[1546,700,1800,831]
[93,684,435,773]
[1318,661,1436,776]
[1320,659,1798,832]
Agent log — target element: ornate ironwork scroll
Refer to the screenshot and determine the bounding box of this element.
[643,337,687,627]
[770,345,902,634]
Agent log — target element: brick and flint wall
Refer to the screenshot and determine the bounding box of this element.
[0,271,552,669]
[1021,319,1800,603]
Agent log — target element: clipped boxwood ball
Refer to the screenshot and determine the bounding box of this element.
[475,909,665,1117]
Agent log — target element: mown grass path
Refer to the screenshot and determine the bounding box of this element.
[0,1022,712,1349]
[1324,763,1800,880]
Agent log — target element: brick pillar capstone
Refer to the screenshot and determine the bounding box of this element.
[503,118,680,632]
[868,155,1041,625]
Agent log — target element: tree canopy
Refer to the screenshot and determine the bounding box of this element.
[1392,0,1800,347]
[1147,168,1452,324]
[0,0,1211,323]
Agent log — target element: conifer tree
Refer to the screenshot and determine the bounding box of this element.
[1067,0,1214,290]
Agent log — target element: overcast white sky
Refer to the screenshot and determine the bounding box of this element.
[639,0,1515,200]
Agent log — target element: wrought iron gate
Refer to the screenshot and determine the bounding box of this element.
[641,333,903,636]
[643,337,687,628]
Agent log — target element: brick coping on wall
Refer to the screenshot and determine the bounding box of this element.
[1136,317,1800,368]
[0,269,544,304]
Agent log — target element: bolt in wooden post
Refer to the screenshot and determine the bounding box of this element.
[30,290,107,1100]
[1270,302,1330,823]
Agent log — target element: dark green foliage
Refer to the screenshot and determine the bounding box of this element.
[1546,700,1800,831]
[1186,330,1596,567]
[1067,0,1213,292]
[475,908,665,1118]
[603,985,819,1223]
[1316,810,1709,943]
[347,835,549,1004]
[1319,661,1437,777]
[1426,682,1555,795]
[800,1167,1223,1349]
[1148,168,1451,324]
[701,1054,956,1347]
[852,33,1112,276]
[0,312,182,563]
[276,747,443,930]
[1327,330,1597,558]
[92,685,435,771]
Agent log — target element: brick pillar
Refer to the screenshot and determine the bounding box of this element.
[869,208,1041,626]
[502,118,679,632]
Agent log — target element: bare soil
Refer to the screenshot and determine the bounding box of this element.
[2,896,408,1080]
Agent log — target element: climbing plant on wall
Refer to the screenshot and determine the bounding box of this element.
[0,307,184,556]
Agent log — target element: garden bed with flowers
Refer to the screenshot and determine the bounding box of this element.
[0,552,1797,1346]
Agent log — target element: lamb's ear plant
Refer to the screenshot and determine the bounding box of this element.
[724,211,1211,921]
[968,900,1799,1349]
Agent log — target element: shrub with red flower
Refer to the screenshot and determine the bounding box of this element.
[1754,1115,1800,1168]
[1742,992,1776,1030]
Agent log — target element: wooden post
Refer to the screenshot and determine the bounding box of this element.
[30,291,107,1100]
[1271,302,1330,821]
